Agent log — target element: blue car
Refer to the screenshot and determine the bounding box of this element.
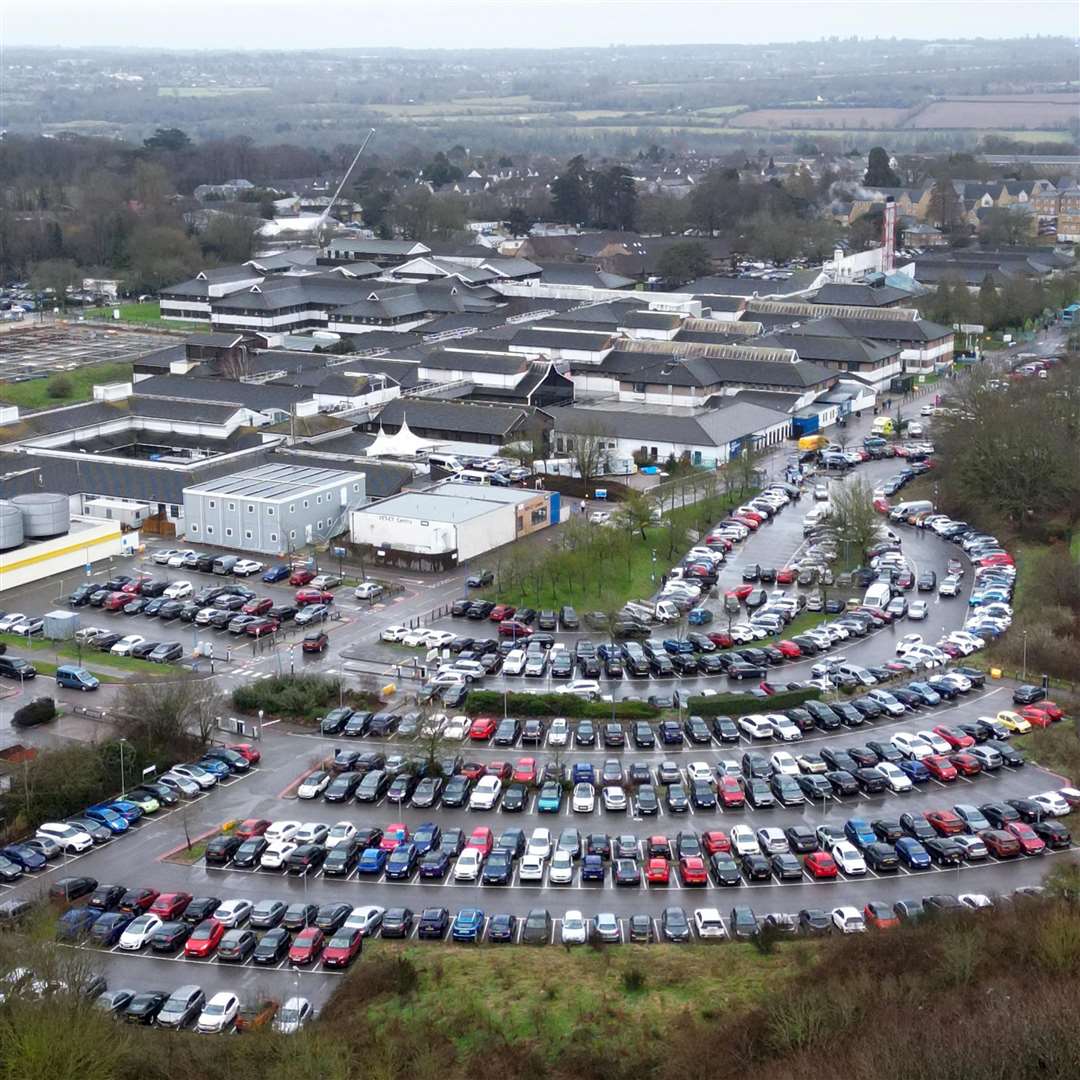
[262,564,291,583]
[196,757,231,779]
[418,849,451,879]
[56,907,101,941]
[895,837,931,869]
[412,823,441,856]
[90,912,133,946]
[687,608,713,626]
[0,844,46,871]
[357,847,388,875]
[581,854,605,882]
[571,762,595,785]
[84,806,128,834]
[451,908,485,942]
[663,639,694,656]
[537,783,563,813]
[107,800,143,824]
[385,842,418,880]
[843,819,875,850]
[898,758,931,783]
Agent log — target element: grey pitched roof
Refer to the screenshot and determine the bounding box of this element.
[532,263,636,289]
[793,315,951,345]
[127,396,244,424]
[371,398,531,437]
[511,327,615,352]
[590,349,833,390]
[684,269,821,298]
[133,374,313,413]
[185,332,250,347]
[421,350,529,375]
[756,331,899,367]
[811,283,914,307]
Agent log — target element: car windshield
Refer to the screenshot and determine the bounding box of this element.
[204,1002,227,1015]
[279,1009,300,1023]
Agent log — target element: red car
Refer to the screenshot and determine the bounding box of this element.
[1038,700,1065,721]
[103,591,130,612]
[513,758,537,784]
[118,887,159,914]
[924,755,958,783]
[979,829,1021,859]
[228,743,261,764]
[926,809,965,836]
[295,588,334,605]
[701,830,731,855]
[245,617,280,637]
[1019,706,1054,728]
[467,826,494,855]
[1005,822,1046,856]
[977,554,1014,568]
[302,631,329,654]
[731,516,759,531]
[289,569,316,586]
[288,926,325,966]
[488,604,516,622]
[804,851,837,879]
[645,857,670,884]
[949,752,982,777]
[864,902,899,930]
[679,856,707,886]
[242,597,274,616]
[707,631,734,649]
[718,776,745,808]
[775,567,797,585]
[485,760,512,781]
[149,892,192,920]
[121,575,152,594]
[933,725,974,750]
[234,818,271,840]
[460,761,485,781]
[469,716,497,741]
[322,927,363,968]
[776,640,802,659]
[498,620,533,638]
[184,918,225,958]
[873,498,891,514]
[731,584,754,601]
[704,534,733,552]
[379,824,409,851]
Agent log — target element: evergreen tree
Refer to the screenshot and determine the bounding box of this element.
[864,146,901,187]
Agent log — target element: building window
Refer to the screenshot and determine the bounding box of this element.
[228,502,235,512]
[353,483,360,492]
[247,503,254,513]
[169,504,179,517]
[288,504,295,513]
[208,500,216,509]
[289,530,296,540]
[303,500,309,509]
[225,528,233,538]
[206,525,214,535]
[531,507,547,525]
[269,532,278,543]
[267,507,274,516]
[244,530,252,540]
[190,523,199,533]
[316,494,322,504]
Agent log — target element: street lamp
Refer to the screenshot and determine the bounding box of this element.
[118,737,131,797]
[1022,630,1028,680]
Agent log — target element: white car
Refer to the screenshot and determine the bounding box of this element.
[151,548,184,565]
[694,908,728,939]
[767,715,802,742]
[527,828,552,860]
[344,906,385,936]
[686,761,713,784]
[426,630,457,648]
[264,820,302,843]
[1032,791,1071,816]
[326,822,356,849]
[832,906,867,934]
[519,854,546,881]
[171,763,216,789]
[561,910,588,944]
[35,822,93,854]
[166,549,197,568]
[730,825,759,857]
[831,842,867,875]
[566,679,601,700]
[453,848,484,881]
[891,733,934,760]
[163,580,192,599]
[0,613,27,632]
[548,718,569,746]
[548,849,574,884]
[380,625,409,643]
[769,752,800,777]
[419,713,448,737]
[916,730,952,755]
[953,835,988,861]
[213,898,253,927]
[896,634,924,655]
[717,758,742,778]
[274,997,313,1035]
[293,822,329,846]
[159,772,200,798]
[402,628,431,647]
[959,893,993,910]
[756,827,788,855]
[502,649,527,676]
[296,772,330,799]
[232,560,264,577]
[443,716,469,741]
[738,714,773,740]
[196,991,240,1034]
[118,913,162,951]
[428,671,466,689]
[907,601,929,621]
[110,635,145,656]
[469,775,502,810]
[572,783,595,813]
[876,762,913,793]
[602,786,627,812]
[353,582,384,600]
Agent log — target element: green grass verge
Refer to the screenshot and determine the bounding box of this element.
[0,632,172,679]
[0,362,132,409]
[164,837,212,864]
[82,301,191,328]
[1013,717,1079,783]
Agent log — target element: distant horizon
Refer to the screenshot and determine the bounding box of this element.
[4,0,1077,51]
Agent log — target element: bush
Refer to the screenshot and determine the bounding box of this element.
[231,674,342,719]
[11,697,55,728]
[45,373,74,398]
[465,690,659,719]
[686,687,821,715]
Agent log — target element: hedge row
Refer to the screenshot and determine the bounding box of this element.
[685,687,822,716]
[465,690,660,719]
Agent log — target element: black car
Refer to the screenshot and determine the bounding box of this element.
[796,773,833,801]
[380,907,414,939]
[1006,798,1045,823]
[521,908,552,945]
[231,837,269,869]
[924,837,964,866]
[323,840,361,877]
[252,927,291,964]
[863,842,899,872]
[660,906,691,942]
[602,723,625,748]
[798,909,832,935]
[785,825,818,854]
[980,801,1021,830]
[741,853,771,881]
[1032,819,1071,849]
[281,903,319,932]
[636,785,659,816]
[487,913,518,943]
[575,720,596,746]
[481,850,514,886]
[441,776,471,808]
[871,819,904,844]
[559,606,579,630]
[825,770,859,797]
[521,719,545,744]
[899,812,937,842]
[666,784,689,813]
[867,740,903,764]
[769,774,804,806]
[182,896,221,925]
[684,716,711,745]
[148,920,191,953]
[853,767,887,795]
[1012,684,1046,705]
[712,716,740,743]
[632,722,656,749]
[501,783,528,813]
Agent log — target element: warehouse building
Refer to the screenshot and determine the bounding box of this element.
[349,481,558,569]
[183,463,367,555]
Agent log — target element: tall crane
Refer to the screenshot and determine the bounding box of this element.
[317,127,376,240]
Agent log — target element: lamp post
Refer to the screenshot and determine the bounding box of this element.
[1022,630,1028,680]
[118,737,131,797]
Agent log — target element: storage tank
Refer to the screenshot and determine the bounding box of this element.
[0,501,24,550]
[13,492,70,538]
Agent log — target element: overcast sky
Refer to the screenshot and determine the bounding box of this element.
[3,0,1078,50]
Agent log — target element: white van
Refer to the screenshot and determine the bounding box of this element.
[427,453,462,473]
[654,600,681,623]
[888,500,934,523]
[802,504,831,533]
[457,469,490,485]
[863,582,893,610]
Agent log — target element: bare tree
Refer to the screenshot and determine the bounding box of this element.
[564,421,611,494]
[827,476,881,568]
[117,677,225,754]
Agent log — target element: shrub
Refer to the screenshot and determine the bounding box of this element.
[11,697,56,728]
[621,967,647,994]
[45,373,74,399]
[686,687,821,715]
[465,690,659,719]
[231,674,342,719]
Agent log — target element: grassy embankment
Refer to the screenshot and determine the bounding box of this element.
[0,362,132,409]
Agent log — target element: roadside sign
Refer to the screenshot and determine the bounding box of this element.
[84,564,92,576]
[332,546,346,559]
[141,765,156,779]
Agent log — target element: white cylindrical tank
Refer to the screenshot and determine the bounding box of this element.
[13,492,70,538]
[0,501,24,550]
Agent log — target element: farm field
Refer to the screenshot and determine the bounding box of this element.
[908,97,1080,128]
[728,106,909,129]
[157,86,271,97]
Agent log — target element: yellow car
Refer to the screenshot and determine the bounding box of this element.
[995,710,1032,734]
